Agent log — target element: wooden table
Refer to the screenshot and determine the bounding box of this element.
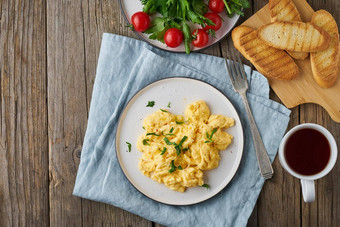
[1,0,339,226]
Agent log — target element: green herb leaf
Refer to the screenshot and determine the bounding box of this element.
[201,183,210,189]
[164,137,174,145]
[175,145,181,156]
[160,147,167,155]
[126,142,131,152]
[210,128,217,139]
[178,165,183,170]
[146,101,155,107]
[165,133,175,136]
[182,148,189,152]
[160,109,168,112]
[167,102,171,108]
[176,121,184,124]
[205,128,217,143]
[169,160,176,173]
[146,132,160,136]
[142,126,145,130]
[178,136,188,147]
[143,139,150,146]
[170,127,174,133]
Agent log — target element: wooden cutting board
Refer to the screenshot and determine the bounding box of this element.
[241,0,340,123]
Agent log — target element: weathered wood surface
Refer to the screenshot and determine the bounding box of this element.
[0,0,339,226]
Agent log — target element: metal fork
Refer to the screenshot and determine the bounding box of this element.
[225,48,274,180]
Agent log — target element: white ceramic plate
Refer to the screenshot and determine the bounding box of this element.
[119,0,240,53]
[115,78,244,205]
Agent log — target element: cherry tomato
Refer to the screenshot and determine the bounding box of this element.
[209,0,225,13]
[204,13,222,31]
[164,28,184,48]
[192,29,209,48]
[131,12,150,32]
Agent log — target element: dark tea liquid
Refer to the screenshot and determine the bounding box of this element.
[284,128,330,176]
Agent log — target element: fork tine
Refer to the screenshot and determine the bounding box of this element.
[230,49,244,80]
[236,54,247,80]
[228,48,239,81]
[225,48,236,83]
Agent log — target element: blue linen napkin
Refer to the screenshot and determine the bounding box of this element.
[73,33,291,227]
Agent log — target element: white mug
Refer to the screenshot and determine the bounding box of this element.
[278,123,338,202]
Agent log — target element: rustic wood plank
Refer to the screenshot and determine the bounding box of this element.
[301,1,340,227]
[47,0,88,226]
[237,0,302,226]
[0,0,48,226]
[73,0,153,226]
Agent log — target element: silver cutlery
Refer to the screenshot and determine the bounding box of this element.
[225,48,274,180]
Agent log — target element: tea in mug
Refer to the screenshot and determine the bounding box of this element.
[284,128,331,175]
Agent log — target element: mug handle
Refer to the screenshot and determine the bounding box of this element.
[300,179,315,202]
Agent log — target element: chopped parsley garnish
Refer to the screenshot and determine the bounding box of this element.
[165,133,175,136]
[182,148,189,152]
[164,136,188,155]
[160,109,168,112]
[160,147,167,155]
[164,137,174,145]
[143,139,150,145]
[146,101,155,107]
[174,136,188,155]
[178,136,188,147]
[146,132,160,136]
[176,121,184,124]
[178,165,183,170]
[170,127,174,133]
[201,184,210,189]
[205,128,217,143]
[142,126,145,130]
[126,142,131,152]
[167,102,171,108]
[169,160,176,173]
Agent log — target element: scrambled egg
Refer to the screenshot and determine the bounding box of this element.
[137,100,235,192]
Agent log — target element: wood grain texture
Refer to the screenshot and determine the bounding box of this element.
[0,0,48,226]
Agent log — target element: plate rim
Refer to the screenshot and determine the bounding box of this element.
[115,77,244,205]
[118,0,241,53]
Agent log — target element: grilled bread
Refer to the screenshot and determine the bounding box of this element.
[269,0,309,60]
[232,26,299,80]
[310,10,339,88]
[258,21,331,52]
[269,0,301,22]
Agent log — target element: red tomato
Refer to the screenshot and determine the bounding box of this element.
[164,28,184,48]
[192,29,209,48]
[209,0,225,13]
[131,12,150,32]
[204,13,222,31]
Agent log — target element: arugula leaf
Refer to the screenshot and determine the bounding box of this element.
[126,142,131,152]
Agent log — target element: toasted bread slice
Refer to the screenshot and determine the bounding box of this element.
[269,0,309,60]
[232,26,299,80]
[269,0,301,22]
[258,21,331,52]
[310,10,339,88]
